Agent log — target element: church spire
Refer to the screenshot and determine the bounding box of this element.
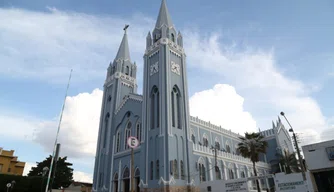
[155,0,173,29]
[115,25,131,61]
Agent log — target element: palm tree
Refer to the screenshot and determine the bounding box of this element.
[279,150,301,174]
[238,132,268,192]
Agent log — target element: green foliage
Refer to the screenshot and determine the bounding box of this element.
[28,155,73,189]
[238,132,268,192]
[0,174,44,192]
[279,151,301,174]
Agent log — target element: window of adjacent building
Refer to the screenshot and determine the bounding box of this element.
[156,160,159,180]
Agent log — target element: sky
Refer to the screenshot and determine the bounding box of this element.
[1,0,334,183]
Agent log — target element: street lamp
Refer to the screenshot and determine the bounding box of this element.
[41,167,49,192]
[280,112,306,181]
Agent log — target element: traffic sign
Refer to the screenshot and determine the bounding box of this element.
[6,183,11,188]
[127,137,139,149]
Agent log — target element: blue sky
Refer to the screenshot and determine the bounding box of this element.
[1,0,333,182]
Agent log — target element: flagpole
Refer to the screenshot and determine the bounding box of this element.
[45,69,73,192]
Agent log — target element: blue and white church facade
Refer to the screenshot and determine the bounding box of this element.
[92,1,285,192]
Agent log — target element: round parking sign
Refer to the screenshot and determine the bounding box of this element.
[6,183,11,188]
[127,137,139,149]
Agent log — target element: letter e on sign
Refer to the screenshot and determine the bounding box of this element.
[127,136,139,149]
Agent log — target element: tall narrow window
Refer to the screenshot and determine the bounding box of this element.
[171,33,175,42]
[201,164,206,181]
[103,113,110,148]
[215,166,221,180]
[199,163,202,182]
[157,92,160,128]
[116,131,120,152]
[191,134,195,143]
[151,87,159,129]
[173,159,178,179]
[150,161,154,180]
[180,160,185,180]
[136,123,141,142]
[151,93,155,129]
[156,160,160,179]
[126,66,130,75]
[176,93,181,128]
[125,122,131,150]
[226,145,231,153]
[229,169,234,179]
[171,92,175,127]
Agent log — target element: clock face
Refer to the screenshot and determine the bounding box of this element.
[150,62,159,76]
[171,61,180,75]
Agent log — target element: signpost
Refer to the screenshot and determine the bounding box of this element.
[127,136,139,192]
[6,183,11,192]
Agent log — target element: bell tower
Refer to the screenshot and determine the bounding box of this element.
[142,0,192,190]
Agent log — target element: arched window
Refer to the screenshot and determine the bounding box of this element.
[151,87,159,129]
[150,161,154,180]
[201,164,206,181]
[191,134,196,143]
[103,113,110,148]
[115,131,120,152]
[124,122,131,149]
[226,144,231,153]
[180,160,185,180]
[156,160,159,179]
[171,33,175,42]
[125,66,130,75]
[136,123,141,142]
[113,172,119,192]
[241,171,246,178]
[229,169,234,179]
[215,166,221,180]
[173,159,178,179]
[215,138,220,150]
[123,167,130,179]
[203,134,209,147]
[171,86,182,128]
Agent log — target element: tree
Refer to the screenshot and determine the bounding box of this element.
[238,132,268,192]
[28,155,74,189]
[279,150,301,174]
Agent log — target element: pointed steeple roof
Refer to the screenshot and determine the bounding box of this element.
[115,25,131,61]
[155,0,173,28]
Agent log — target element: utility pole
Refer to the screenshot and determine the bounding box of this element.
[280,112,308,191]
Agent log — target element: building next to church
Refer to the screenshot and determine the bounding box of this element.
[0,147,26,176]
[92,0,292,192]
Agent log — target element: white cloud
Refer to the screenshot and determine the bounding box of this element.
[184,31,330,145]
[0,8,152,84]
[73,171,93,183]
[189,84,257,134]
[34,89,103,158]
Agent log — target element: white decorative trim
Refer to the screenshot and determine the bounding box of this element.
[105,72,137,87]
[138,180,147,188]
[158,176,176,186]
[187,179,195,186]
[150,62,159,76]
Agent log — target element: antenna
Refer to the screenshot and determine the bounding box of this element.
[45,69,73,192]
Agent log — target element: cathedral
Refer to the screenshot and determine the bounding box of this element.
[92,0,292,192]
